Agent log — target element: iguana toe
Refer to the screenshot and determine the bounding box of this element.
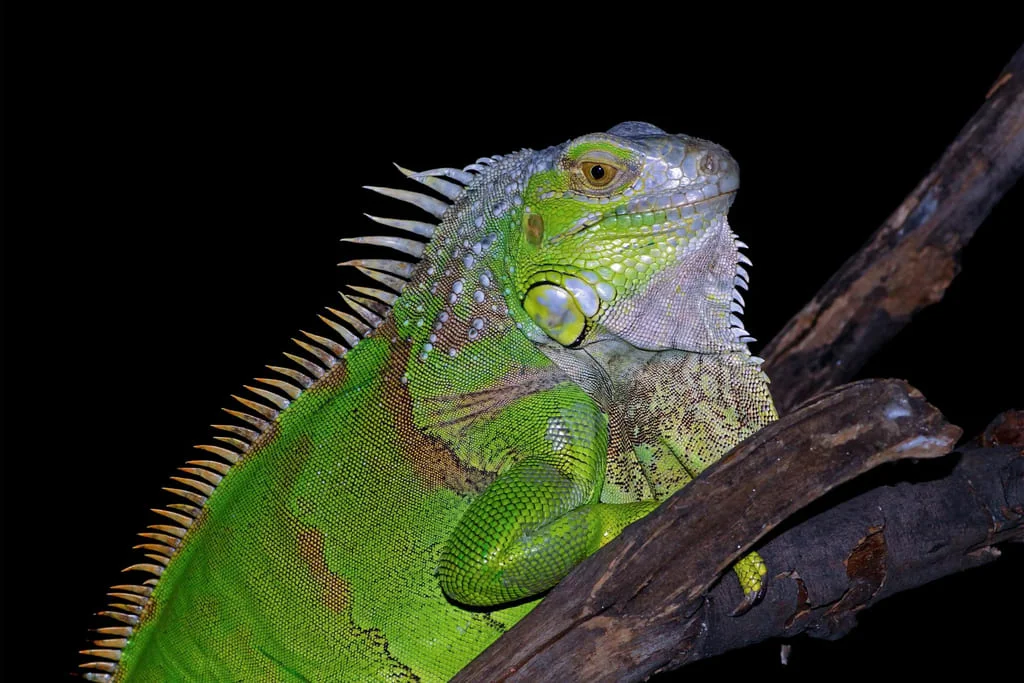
[729,550,768,616]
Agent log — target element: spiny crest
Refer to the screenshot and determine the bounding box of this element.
[81,155,490,681]
[729,236,765,366]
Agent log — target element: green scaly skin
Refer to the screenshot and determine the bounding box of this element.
[81,122,776,681]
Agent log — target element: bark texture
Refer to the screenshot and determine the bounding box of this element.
[761,44,1024,414]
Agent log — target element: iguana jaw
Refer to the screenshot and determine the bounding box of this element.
[523,204,749,353]
[593,211,752,353]
[549,189,736,244]
[521,188,744,350]
[586,181,750,352]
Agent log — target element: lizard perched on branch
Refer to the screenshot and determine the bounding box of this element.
[82,122,776,681]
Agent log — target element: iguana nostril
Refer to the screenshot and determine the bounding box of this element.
[701,155,718,174]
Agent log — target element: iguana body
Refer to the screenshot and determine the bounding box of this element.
[82,122,775,681]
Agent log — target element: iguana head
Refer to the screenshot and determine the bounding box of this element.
[349,122,752,357]
[511,121,749,353]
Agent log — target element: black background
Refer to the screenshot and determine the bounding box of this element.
[8,8,1023,681]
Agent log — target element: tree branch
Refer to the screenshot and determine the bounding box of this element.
[664,428,1022,668]
[456,380,969,682]
[761,44,1024,414]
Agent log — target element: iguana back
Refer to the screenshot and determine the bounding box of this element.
[82,122,775,681]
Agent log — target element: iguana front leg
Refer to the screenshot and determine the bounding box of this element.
[438,381,659,607]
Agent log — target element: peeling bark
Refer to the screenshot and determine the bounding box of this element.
[685,436,1022,661]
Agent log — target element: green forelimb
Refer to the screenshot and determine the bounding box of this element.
[437,382,660,606]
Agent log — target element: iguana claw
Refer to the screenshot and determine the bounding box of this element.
[730,576,768,616]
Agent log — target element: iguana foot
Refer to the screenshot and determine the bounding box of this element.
[729,551,768,616]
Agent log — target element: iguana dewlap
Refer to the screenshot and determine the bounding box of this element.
[82,122,776,682]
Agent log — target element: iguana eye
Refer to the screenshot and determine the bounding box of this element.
[580,161,617,188]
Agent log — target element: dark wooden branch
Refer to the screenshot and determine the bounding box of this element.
[456,380,964,682]
[662,438,1022,668]
[761,44,1024,414]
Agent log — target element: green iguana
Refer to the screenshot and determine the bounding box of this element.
[81,121,776,681]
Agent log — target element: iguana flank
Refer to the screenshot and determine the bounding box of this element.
[82,121,776,681]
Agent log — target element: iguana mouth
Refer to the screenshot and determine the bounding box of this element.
[644,190,736,236]
[553,190,736,244]
[625,187,736,216]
